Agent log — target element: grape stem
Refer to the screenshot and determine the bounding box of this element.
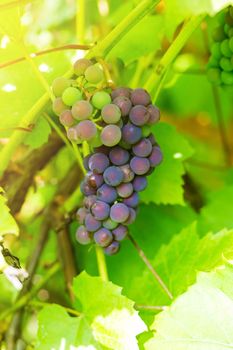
[95,245,109,282]
[96,57,115,88]
[129,234,173,300]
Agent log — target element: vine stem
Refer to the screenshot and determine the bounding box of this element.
[135,304,167,311]
[29,300,82,317]
[95,246,108,282]
[76,0,85,43]
[129,235,173,300]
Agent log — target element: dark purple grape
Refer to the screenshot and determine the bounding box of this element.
[83,154,92,171]
[103,218,118,230]
[83,195,97,209]
[94,228,113,247]
[119,164,135,183]
[76,207,88,224]
[147,105,160,125]
[149,146,163,167]
[110,203,130,223]
[113,96,132,117]
[130,88,151,106]
[97,184,117,203]
[133,176,147,192]
[89,153,110,174]
[123,192,139,208]
[129,105,150,126]
[85,213,101,232]
[148,133,156,145]
[111,87,131,99]
[132,138,152,157]
[124,207,136,225]
[130,156,150,175]
[112,225,128,241]
[59,110,75,127]
[91,200,110,220]
[86,172,104,189]
[109,146,130,166]
[104,241,120,255]
[116,183,133,198]
[80,180,96,196]
[76,226,92,245]
[103,166,124,186]
[122,123,142,145]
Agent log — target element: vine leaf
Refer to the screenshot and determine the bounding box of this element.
[0,189,19,241]
[24,117,51,149]
[0,0,24,42]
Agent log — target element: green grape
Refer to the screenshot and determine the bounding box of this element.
[62,87,82,106]
[52,77,71,97]
[73,58,92,76]
[221,71,233,85]
[216,11,226,25]
[210,42,222,59]
[229,37,233,52]
[207,56,219,68]
[84,65,104,84]
[228,27,233,37]
[224,23,230,35]
[92,91,111,109]
[212,26,226,42]
[220,57,233,72]
[207,68,222,85]
[90,131,103,147]
[52,97,69,116]
[220,39,232,57]
[225,12,233,26]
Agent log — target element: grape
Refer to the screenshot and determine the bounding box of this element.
[103,218,118,230]
[76,207,88,224]
[92,91,111,109]
[104,241,120,255]
[221,71,233,85]
[74,58,92,76]
[212,26,226,41]
[83,154,92,171]
[94,145,110,155]
[132,138,152,157]
[229,36,233,51]
[85,65,104,84]
[94,228,113,247]
[207,68,222,85]
[110,203,130,223]
[207,56,220,68]
[97,184,117,203]
[229,27,233,37]
[125,207,136,225]
[225,12,233,26]
[59,110,75,127]
[123,192,139,208]
[122,123,142,144]
[210,42,222,60]
[101,104,121,124]
[120,164,135,183]
[220,39,232,57]
[130,156,150,175]
[111,87,131,99]
[86,172,104,189]
[147,105,160,125]
[220,57,233,71]
[76,120,97,141]
[113,96,132,116]
[101,125,122,147]
[53,98,69,116]
[116,183,133,198]
[83,195,97,209]
[148,133,156,145]
[76,226,92,245]
[90,132,102,148]
[67,126,81,143]
[62,87,82,106]
[91,200,110,220]
[52,77,71,97]
[133,176,147,192]
[109,146,129,166]
[224,23,230,35]
[103,166,124,186]
[85,213,101,232]
[89,153,110,174]
[149,146,163,166]
[72,100,93,120]
[131,88,151,106]
[129,105,150,126]
[112,225,128,241]
[80,180,96,196]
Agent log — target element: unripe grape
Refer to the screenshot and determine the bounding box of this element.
[85,65,104,84]
[92,91,111,109]
[62,87,83,106]
[73,58,92,76]
[52,77,71,97]
[220,57,233,72]
[221,71,233,84]
[59,110,75,127]
[220,39,232,57]
[53,98,69,116]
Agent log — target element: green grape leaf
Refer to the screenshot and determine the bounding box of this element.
[0,189,19,240]
[0,1,25,42]
[141,122,194,205]
[145,265,233,350]
[24,117,51,149]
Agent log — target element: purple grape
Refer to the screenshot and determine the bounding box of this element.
[116,183,133,198]
[76,226,92,245]
[124,208,136,225]
[148,133,156,145]
[104,241,120,255]
[112,225,128,241]
[111,87,131,99]
[80,180,96,196]
[101,104,121,124]
[94,145,110,155]
[85,213,101,232]
[91,200,110,220]
[122,123,142,145]
[103,166,124,186]
[130,88,151,106]
[113,96,132,116]
[119,164,135,183]
[53,97,69,116]
[89,153,110,174]
[94,228,113,247]
[59,110,75,127]
[83,154,92,171]
[129,105,150,126]
[103,218,118,230]
[75,120,97,141]
[132,138,152,157]
[123,192,139,208]
[76,207,88,224]
[100,125,122,147]
[109,146,130,166]
[133,176,147,192]
[147,104,160,124]
[130,156,150,175]
[72,100,93,120]
[97,184,118,203]
[149,146,163,167]
[83,195,97,209]
[110,203,130,223]
[86,172,104,189]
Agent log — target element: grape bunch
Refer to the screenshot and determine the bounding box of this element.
[207,6,233,86]
[51,59,162,255]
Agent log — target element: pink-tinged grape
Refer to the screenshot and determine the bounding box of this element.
[104,241,120,255]
[80,180,96,196]
[129,105,150,126]
[113,96,132,116]
[212,26,226,42]
[122,123,142,144]
[76,226,92,245]
[123,192,139,208]
[72,100,93,120]
[132,138,152,157]
[59,110,75,127]
[85,213,101,232]
[101,104,121,124]
[73,58,92,76]
[147,105,160,125]
[97,184,117,203]
[92,91,111,109]
[94,228,113,247]
[67,126,82,143]
[76,120,97,141]
[130,156,150,175]
[83,154,92,171]
[133,176,147,192]
[52,77,71,97]
[103,218,118,230]
[89,153,110,174]
[91,200,110,220]
[119,164,135,183]
[86,172,104,189]
[109,146,129,165]
[112,225,128,241]
[52,98,69,116]
[62,87,82,106]
[148,133,156,145]
[125,207,136,225]
[220,39,232,57]
[111,87,131,99]
[221,71,233,85]
[103,166,124,186]
[76,207,88,224]
[130,88,151,106]
[149,146,163,167]
[116,183,133,198]
[101,125,122,147]
[110,203,130,223]
[85,65,104,84]
[83,195,97,209]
